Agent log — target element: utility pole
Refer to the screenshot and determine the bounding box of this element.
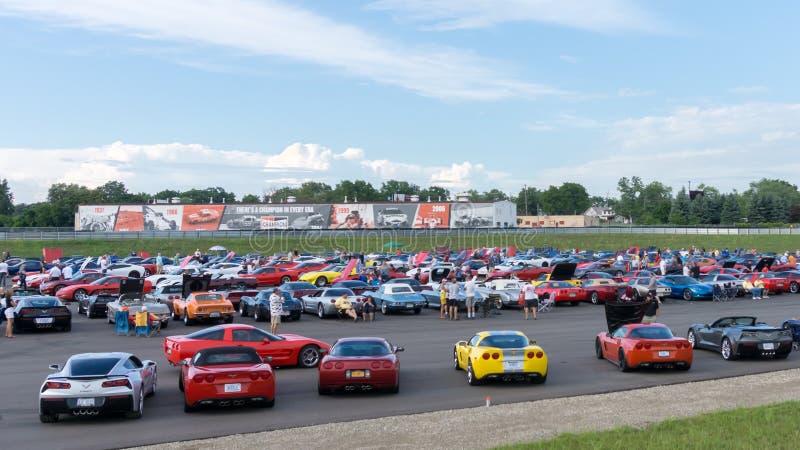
[523,184,529,216]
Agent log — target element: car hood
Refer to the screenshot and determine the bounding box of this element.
[604,300,647,334]
[549,263,577,281]
[182,273,211,298]
[120,303,170,315]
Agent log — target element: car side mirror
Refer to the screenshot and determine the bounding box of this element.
[143,360,156,367]
[263,356,273,363]
[394,346,405,353]
[48,364,60,372]
[456,341,467,347]
[178,360,188,366]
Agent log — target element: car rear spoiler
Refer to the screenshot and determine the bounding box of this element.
[605,300,647,333]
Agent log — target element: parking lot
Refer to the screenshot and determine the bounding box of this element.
[2,295,800,450]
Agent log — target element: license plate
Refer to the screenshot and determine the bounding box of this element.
[503,361,523,371]
[777,284,784,287]
[281,311,290,316]
[35,317,54,324]
[224,383,241,393]
[658,351,670,357]
[569,292,576,297]
[209,312,220,318]
[350,370,366,378]
[406,304,413,308]
[763,343,775,350]
[77,398,95,407]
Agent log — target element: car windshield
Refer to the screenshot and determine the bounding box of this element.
[22,298,60,307]
[325,289,353,297]
[195,294,223,301]
[91,277,113,285]
[628,327,674,339]
[479,334,529,348]
[388,286,413,294]
[186,327,225,340]
[331,341,391,356]
[282,282,315,290]
[195,351,260,366]
[69,357,119,376]
[668,276,695,285]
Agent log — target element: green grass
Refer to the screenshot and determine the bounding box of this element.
[497,401,800,450]
[1,233,798,258]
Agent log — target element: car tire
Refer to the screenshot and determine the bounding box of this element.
[595,338,604,359]
[318,385,330,395]
[74,289,86,302]
[315,277,327,287]
[224,315,234,324]
[280,276,291,284]
[183,311,192,326]
[632,290,640,301]
[172,308,180,321]
[317,304,325,319]
[160,319,169,329]
[178,375,184,392]
[413,308,421,315]
[683,289,693,301]
[677,363,692,371]
[291,312,301,321]
[453,349,461,370]
[570,301,580,306]
[148,371,157,397]
[590,292,600,305]
[687,330,698,348]
[263,397,275,408]
[388,381,399,394]
[128,271,140,278]
[381,302,389,315]
[254,308,264,322]
[298,345,321,368]
[144,269,151,277]
[126,391,144,419]
[184,399,195,413]
[63,322,71,332]
[618,350,632,372]
[467,363,482,386]
[721,338,737,360]
[54,285,65,295]
[775,352,789,360]
[790,282,799,294]
[39,413,59,423]
[530,373,547,384]
[240,302,248,317]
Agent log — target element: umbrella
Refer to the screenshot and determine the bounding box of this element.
[208,245,227,251]
[382,241,406,249]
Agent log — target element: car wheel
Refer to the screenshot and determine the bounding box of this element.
[172,308,180,321]
[128,271,140,278]
[721,338,737,360]
[687,330,697,348]
[160,319,169,329]
[74,289,87,302]
[683,289,693,301]
[240,303,247,317]
[632,290,640,301]
[237,282,247,290]
[618,350,631,372]
[254,308,262,322]
[775,352,789,360]
[793,342,800,352]
[388,381,399,394]
[317,304,325,319]
[63,322,71,332]
[183,399,195,413]
[298,345,321,368]
[291,311,301,321]
[453,349,461,370]
[262,397,275,408]
[148,371,157,397]
[224,315,234,324]
[530,373,547,384]
[590,292,600,305]
[595,338,604,359]
[318,385,330,395]
[615,271,624,277]
[790,282,799,294]
[467,363,482,386]
[381,302,389,315]
[126,390,144,419]
[413,307,421,315]
[677,363,692,371]
[315,277,327,287]
[178,374,184,392]
[183,311,192,326]
[144,269,152,277]
[280,276,291,284]
[54,285,65,295]
[39,413,59,423]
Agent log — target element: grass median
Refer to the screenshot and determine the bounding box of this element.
[1,233,798,258]
[497,400,800,450]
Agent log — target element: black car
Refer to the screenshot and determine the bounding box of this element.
[77,293,116,318]
[239,291,302,321]
[11,296,72,332]
[687,316,793,360]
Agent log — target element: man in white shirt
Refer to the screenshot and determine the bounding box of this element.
[100,255,109,274]
[0,259,8,288]
[659,258,667,276]
[682,264,690,277]
[463,276,477,319]
[523,282,538,320]
[48,264,62,281]
[268,289,284,334]
[62,264,73,280]
[447,279,460,321]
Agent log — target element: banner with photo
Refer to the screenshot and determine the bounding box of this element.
[329,204,375,229]
[413,203,450,229]
[218,204,331,230]
[181,205,224,231]
[450,203,494,228]
[77,205,119,231]
[114,205,144,231]
[143,205,183,231]
[373,204,418,229]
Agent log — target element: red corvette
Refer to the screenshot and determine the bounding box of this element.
[318,337,402,394]
[485,264,550,282]
[39,271,104,295]
[535,281,586,305]
[180,346,274,412]
[742,273,791,294]
[164,324,330,368]
[240,267,298,286]
[620,270,655,283]
[582,279,619,305]
[55,276,152,301]
[595,323,692,371]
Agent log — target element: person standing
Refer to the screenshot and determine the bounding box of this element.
[641,293,660,324]
[48,263,62,281]
[361,295,376,322]
[523,282,538,320]
[62,263,73,280]
[447,279,460,321]
[100,254,109,274]
[647,273,659,301]
[156,253,164,275]
[439,282,448,319]
[682,263,690,277]
[268,288,284,333]
[4,291,15,338]
[659,258,667,276]
[464,276,477,319]
[0,258,8,289]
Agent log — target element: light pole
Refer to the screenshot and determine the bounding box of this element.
[523,184,528,217]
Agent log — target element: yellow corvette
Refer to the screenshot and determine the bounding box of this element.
[454,330,547,385]
[298,264,357,287]
[531,262,581,287]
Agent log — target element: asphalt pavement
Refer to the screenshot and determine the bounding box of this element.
[2,294,799,450]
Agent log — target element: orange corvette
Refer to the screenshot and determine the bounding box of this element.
[595,323,692,371]
[173,292,234,326]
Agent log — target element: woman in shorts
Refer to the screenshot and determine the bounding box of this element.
[362,295,376,322]
[4,291,15,338]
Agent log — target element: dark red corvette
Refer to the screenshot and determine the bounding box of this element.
[318,337,402,394]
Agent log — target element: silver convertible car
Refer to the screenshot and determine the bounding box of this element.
[38,352,157,423]
[299,287,358,318]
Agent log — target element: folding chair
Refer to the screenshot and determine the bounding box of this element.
[712,284,725,302]
[537,294,554,313]
[114,311,130,335]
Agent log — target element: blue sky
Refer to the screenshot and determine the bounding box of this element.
[1,0,799,203]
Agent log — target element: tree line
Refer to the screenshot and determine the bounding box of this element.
[0,177,797,228]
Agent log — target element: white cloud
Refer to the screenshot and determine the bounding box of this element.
[264,143,333,171]
[0,0,561,100]
[559,54,578,64]
[730,85,768,95]
[523,114,604,132]
[430,161,486,188]
[617,87,656,97]
[367,0,663,33]
[335,148,365,160]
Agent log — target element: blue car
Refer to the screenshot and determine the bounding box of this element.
[239,291,302,321]
[371,283,426,315]
[660,275,714,301]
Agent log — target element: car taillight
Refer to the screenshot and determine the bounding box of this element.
[192,375,204,383]
[260,371,272,380]
[371,362,381,369]
[323,362,333,369]
[204,374,215,383]
[491,353,500,360]
[101,379,131,388]
[527,352,535,359]
[334,362,344,369]
[675,342,683,349]
[19,308,34,316]
[382,361,392,368]
[249,372,260,381]
[644,343,652,349]
[535,351,543,358]
[481,353,490,360]
[635,343,643,349]
[43,381,71,391]
[330,299,336,303]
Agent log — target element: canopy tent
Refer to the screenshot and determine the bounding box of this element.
[382,241,406,249]
[209,245,227,251]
